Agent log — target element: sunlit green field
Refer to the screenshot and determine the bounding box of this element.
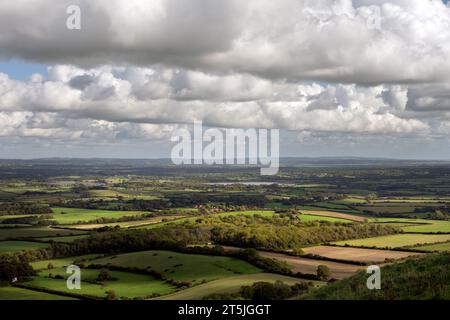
[27,268,175,299]
[373,218,450,233]
[297,214,350,223]
[51,207,149,224]
[0,286,76,300]
[89,250,261,284]
[31,254,104,270]
[334,234,450,248]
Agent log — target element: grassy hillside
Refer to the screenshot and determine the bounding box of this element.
[90,250,261,285]
[304,253,450,300]
[27,268,175,299]
[0,286,76,300]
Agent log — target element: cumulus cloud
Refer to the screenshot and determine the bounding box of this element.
[0,0,449,157]
[0,64,431,145]
[0,0,450,84]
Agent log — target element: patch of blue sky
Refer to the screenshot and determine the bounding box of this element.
[0,59,48,80]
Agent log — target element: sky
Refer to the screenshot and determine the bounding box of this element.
[1,0,450,159]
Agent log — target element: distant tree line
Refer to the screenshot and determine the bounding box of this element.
[0,203,52,216]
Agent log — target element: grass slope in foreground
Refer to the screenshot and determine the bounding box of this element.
[90,250,261,285]
[0,286,76,300]
[304,253,450,300]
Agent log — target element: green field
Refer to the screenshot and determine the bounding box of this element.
[0,215,34,221]
[413,242,450,252]
[355,205,417,214]
[297,214,350,223]
[31,254,104,270]
[0,241,49,254]
[402,220,450,233]
[90,250,261,284]
[51,207,149,224]
[0,227,85,240]
[334,234,450,248]
[157,273,314,300]
[27,268,175,299]
[373,218,450,233]
[216,210,276,218]
[332,197,367,204]
[0,286,76,300]
[38,235,90,243]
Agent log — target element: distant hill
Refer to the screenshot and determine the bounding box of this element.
[1,157,450,167]
[303,253,450,300]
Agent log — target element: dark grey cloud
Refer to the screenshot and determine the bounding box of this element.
[1,1,450,84]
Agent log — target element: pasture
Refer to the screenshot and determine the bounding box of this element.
[374,218,450,233]
[0,286,76,300]
[302,245,424,263]
[31,254,104,270]
[28,268,175,299]
[334,234,450,248]
[51,207,149,224]
[89,250,261,284]
[0,241,49,254]
[297,214,351,223]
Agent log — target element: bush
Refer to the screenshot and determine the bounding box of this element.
[105,290,118,300]
[97,269,113,282]
[317,265,331,281]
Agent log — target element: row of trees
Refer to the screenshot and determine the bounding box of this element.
[0,202,52,216]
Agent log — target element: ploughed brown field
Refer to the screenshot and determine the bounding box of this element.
[302,245,424,263]
[298,210,367,222]
[257,251,363,279]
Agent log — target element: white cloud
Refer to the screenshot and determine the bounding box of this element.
[0,1,449,157]
[0,65,430,142]
[1,0,450,84]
